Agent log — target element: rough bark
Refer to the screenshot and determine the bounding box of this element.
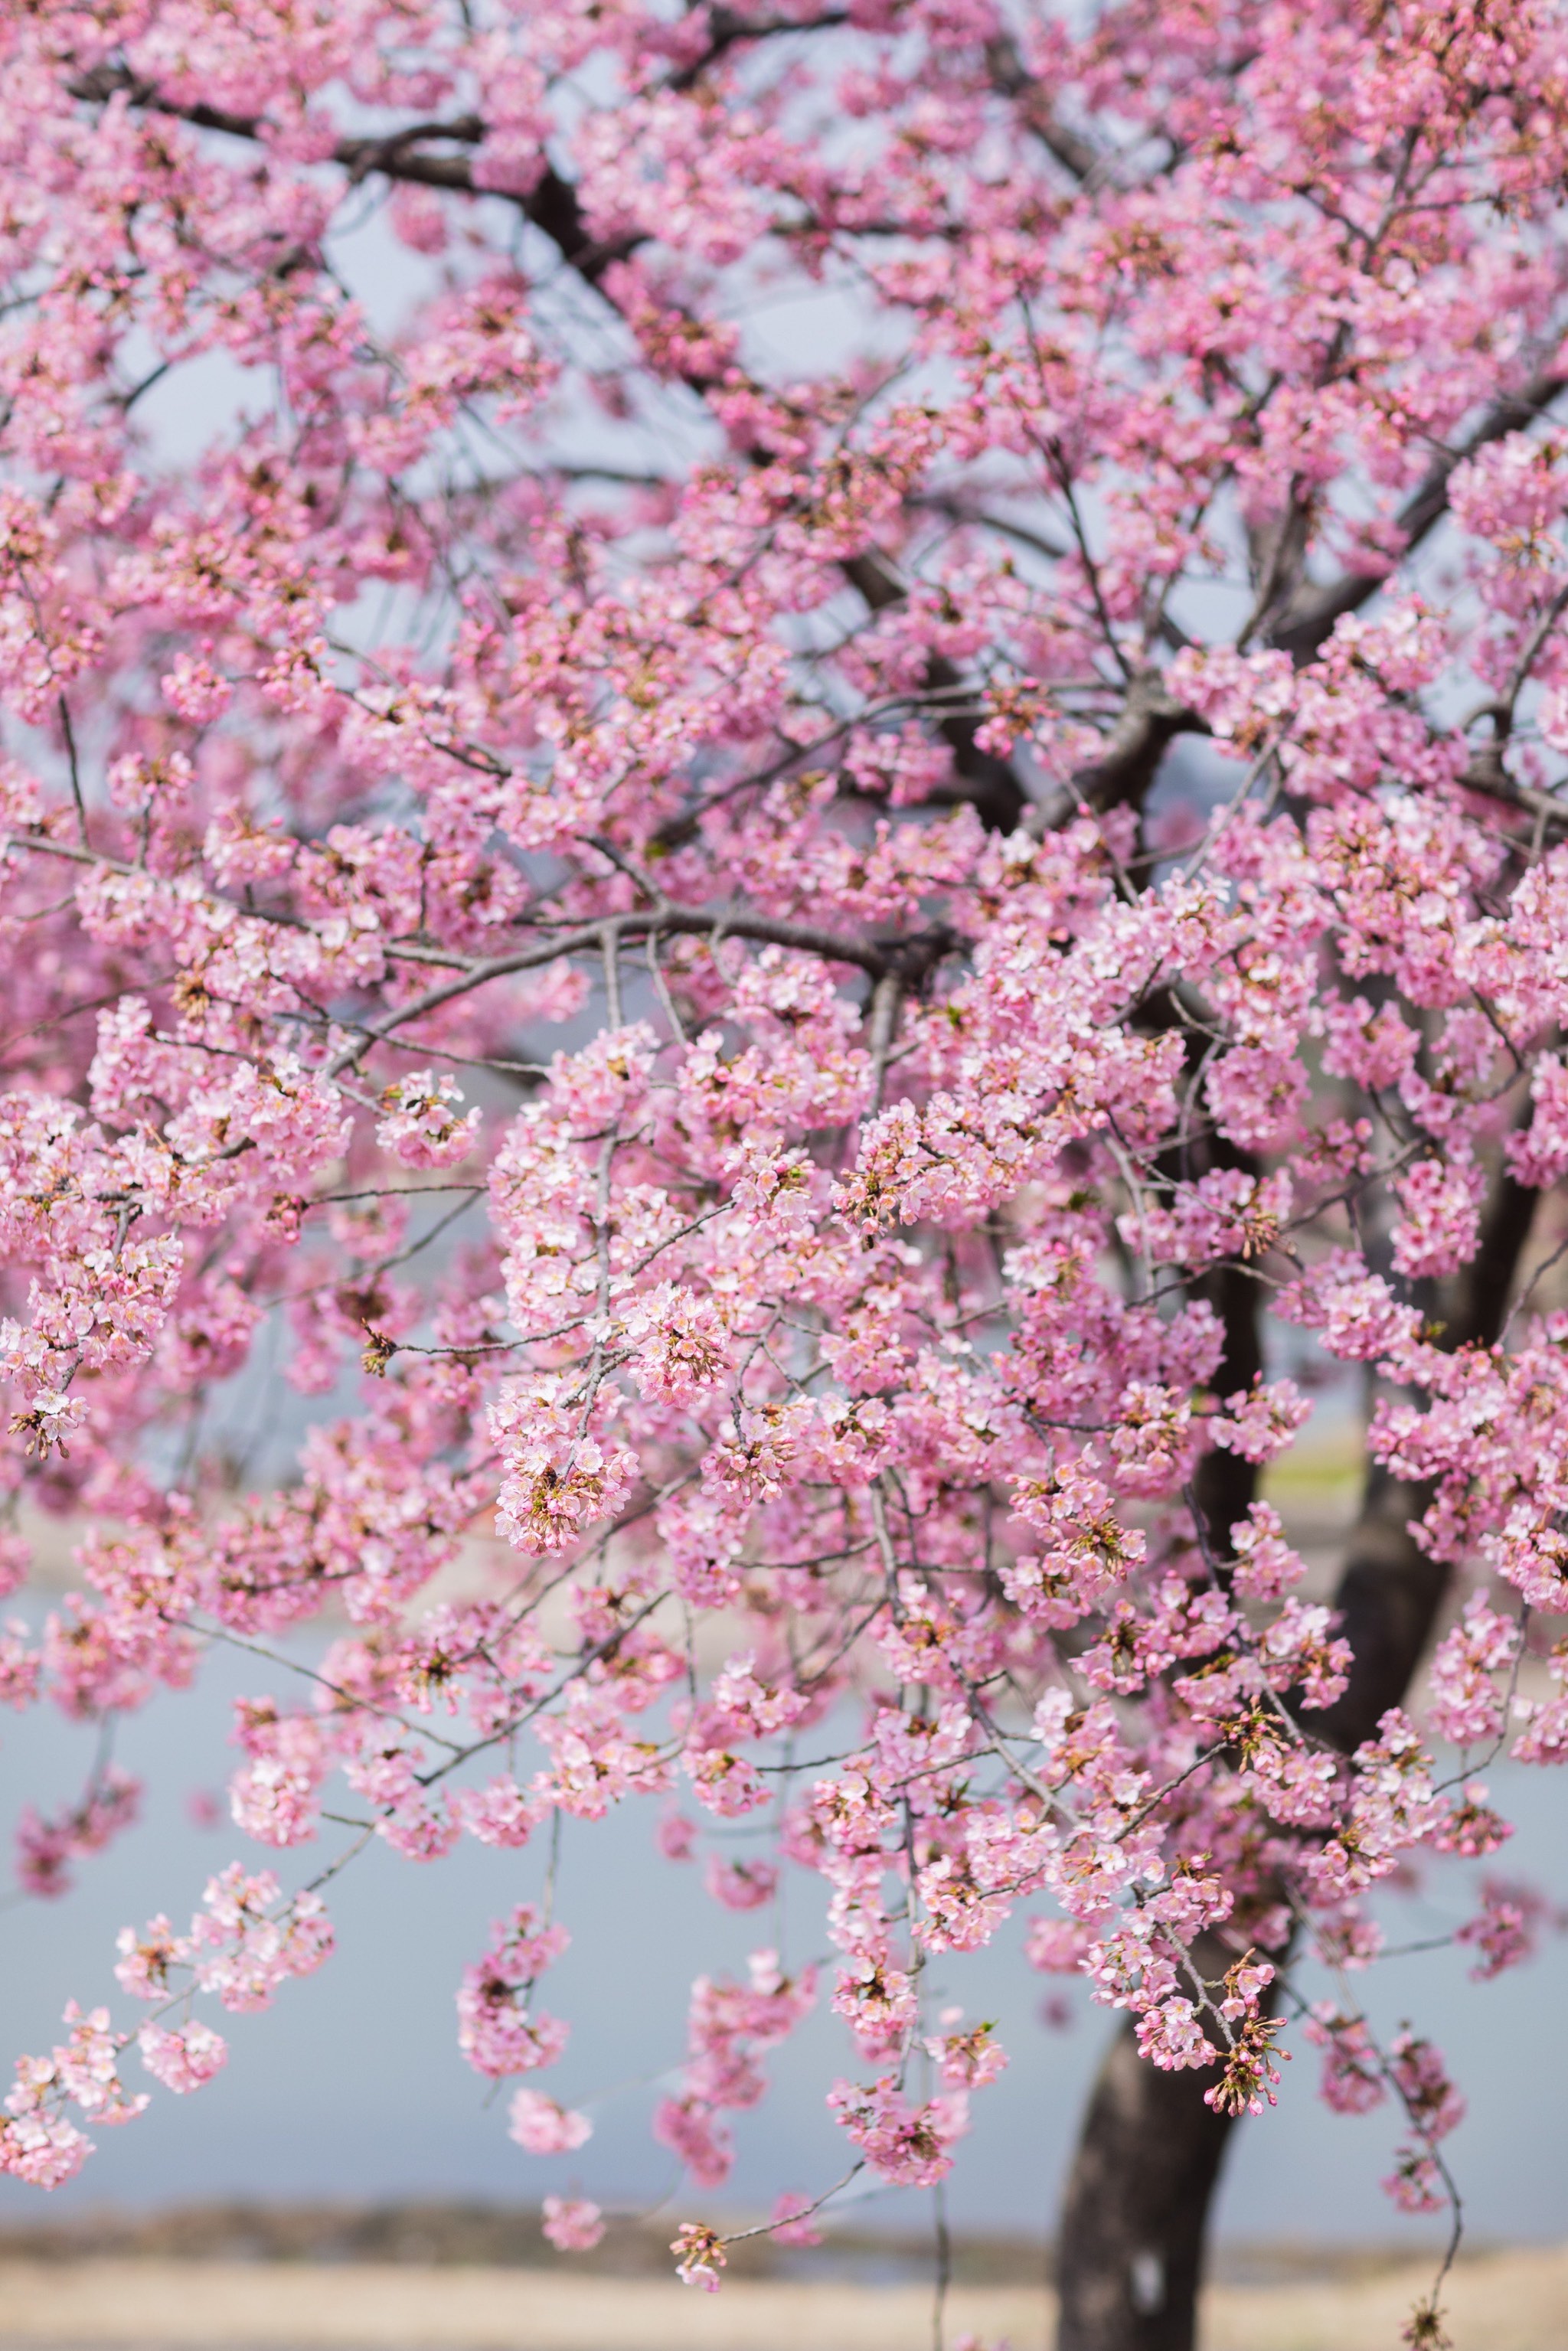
[1188,1158,1266,1575]
[1054,1954,1242,2351]
[1054,1163,1539,2351]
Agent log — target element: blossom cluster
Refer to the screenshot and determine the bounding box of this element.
[0,0,1566,2305]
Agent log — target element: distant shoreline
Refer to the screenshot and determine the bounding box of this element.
[0,2198,1491,2286]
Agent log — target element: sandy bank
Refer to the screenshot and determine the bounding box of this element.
[0,2248,1562,2351]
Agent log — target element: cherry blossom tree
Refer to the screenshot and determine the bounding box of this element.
[2,1,1567,2344]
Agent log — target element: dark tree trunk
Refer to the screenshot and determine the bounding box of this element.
[1054,1990,1238,2351]
[1051,1164,1540,2351]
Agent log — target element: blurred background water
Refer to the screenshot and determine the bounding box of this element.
[0,1595,1563,2255]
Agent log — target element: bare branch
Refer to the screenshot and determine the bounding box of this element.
[1271,367,1568,663]
[1030,671,1212,834]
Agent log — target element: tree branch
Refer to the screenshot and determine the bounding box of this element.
[67,67,635,281]
[325,906,961,1073]
[1314,1160,1538,1755]
[1269,367,1568,663]
[73,62,1036,835]
[982,33,1101,184]
[665,8,851,93]
[72,67,1568,838]
[1030,671,1212,834]
[841,553,1030,831]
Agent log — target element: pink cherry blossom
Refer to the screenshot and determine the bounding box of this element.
[507,2088,592,2155]
[671,2221,727,2291]
[827,2075,969,2188]
[137,2023,228,2096]
[704,1855,778,1912]
[1456,1878,1553,1981]
[541,2197,605,2254]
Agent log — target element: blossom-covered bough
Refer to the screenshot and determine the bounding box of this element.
[2,0,1567,2343]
